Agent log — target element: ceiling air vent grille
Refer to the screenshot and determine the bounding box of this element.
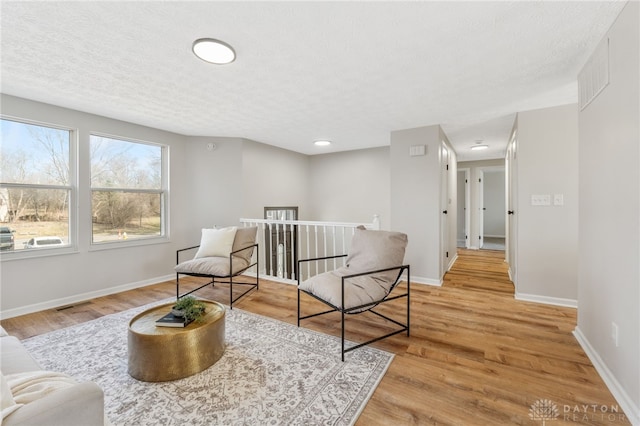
[578,37,610,111]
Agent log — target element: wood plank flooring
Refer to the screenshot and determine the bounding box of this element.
[1,249,630,425]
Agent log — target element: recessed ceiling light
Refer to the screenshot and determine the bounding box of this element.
[314,140,331,146]
[471,144,489,151]
[192,38,236,64]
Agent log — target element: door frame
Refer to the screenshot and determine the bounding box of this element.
[477,165,505,250]
[457,168,471,249]
[505,131,518,283]
[440,142,450,277]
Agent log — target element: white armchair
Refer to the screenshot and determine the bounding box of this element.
[175,226,259,308]
[297,226,410,361]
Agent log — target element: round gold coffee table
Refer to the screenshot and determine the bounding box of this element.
[127,300,226,382]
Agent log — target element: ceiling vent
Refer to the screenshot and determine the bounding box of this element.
[578,37,610,111]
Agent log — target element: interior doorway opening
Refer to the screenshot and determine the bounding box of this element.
[479,168,506,251]
[457,169,470,248]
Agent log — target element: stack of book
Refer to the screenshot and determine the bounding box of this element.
[155,312,193,328]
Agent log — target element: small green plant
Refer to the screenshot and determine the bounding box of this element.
[172,296,207,322]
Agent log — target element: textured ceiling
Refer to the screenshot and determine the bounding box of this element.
[0,1,626,159]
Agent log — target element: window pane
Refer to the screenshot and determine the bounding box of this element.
[92,191,162,243]
[90,136,161,189]
[0,188,69,251]
[1,119,70,185]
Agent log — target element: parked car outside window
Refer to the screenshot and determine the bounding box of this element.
[24,236,65,249]
[0,226,15,251]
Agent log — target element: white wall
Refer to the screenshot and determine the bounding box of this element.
[308,147,390,228]
[241,139,310,219]
[576,1,639,422]
[390,125,446,284]
[515,103,579,305]
[0,95,191,316]
[182,136,243,244]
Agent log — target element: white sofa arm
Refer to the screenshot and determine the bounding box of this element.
[3,381,106,426]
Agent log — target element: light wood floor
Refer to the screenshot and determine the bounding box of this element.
[1,249,630,425]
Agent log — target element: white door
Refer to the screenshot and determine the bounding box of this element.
[457,169,470,248]
[440,142,450,276]
[478,170,484,249]
[505,133,518,282]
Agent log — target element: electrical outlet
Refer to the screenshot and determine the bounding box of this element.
[611,322,619,347]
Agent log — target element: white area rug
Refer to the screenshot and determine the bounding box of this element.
[21,300,393,425]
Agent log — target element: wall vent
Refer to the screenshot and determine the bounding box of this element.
[578,37,610,111]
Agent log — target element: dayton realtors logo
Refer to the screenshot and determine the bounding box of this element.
[529,399,559,425]
[529,399,627,424]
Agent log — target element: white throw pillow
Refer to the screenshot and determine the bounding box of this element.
[194,227,237,259]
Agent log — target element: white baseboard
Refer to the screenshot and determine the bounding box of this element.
[447,253,458,271]
[515,292,578,308]
[573,327,640,426]
[411,276,442,286]
[0,274,174,319]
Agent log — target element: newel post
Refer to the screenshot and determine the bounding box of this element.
[372,214,380,230]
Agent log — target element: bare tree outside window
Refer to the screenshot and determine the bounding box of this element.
[0,119,72,251]
[90,135,165,243]
[1,120,167,252]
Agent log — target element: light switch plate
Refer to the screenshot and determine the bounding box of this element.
[409,145,426,156]
[554,194,564,206]
[531,194,551,206]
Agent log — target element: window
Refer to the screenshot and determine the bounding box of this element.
[0,118,73,252]
[90,135,167,244]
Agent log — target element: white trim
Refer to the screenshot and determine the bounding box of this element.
[0,274,174,319]
[515,292,577,308]
[411,276,442,286]
[573,326,640,426]
[483,234,506,238]
[447,252,458,272]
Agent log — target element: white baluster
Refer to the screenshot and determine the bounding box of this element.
[305,225,310,280]
[332,226,336,270]
[323,225,328,273]
[340,227,347,266]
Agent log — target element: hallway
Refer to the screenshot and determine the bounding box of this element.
[444,248,513,296]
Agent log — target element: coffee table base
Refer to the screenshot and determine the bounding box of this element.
[128,301,225,382]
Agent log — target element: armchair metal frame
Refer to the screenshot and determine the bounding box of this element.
[297,254,410,361]
[176,243,259,309]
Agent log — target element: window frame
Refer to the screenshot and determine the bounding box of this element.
[0,116,78,260]
[88,132,169,249]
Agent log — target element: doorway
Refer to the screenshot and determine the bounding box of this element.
[478,167,506,251]
[505,131,518,282]
[457,169,470,248]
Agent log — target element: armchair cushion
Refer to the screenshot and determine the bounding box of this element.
[299,227,408,310]
[346,226,408,282]
[299,266,389,310]
[194,227,237,259]
[175,256,249,277]
[232,226,257,264]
